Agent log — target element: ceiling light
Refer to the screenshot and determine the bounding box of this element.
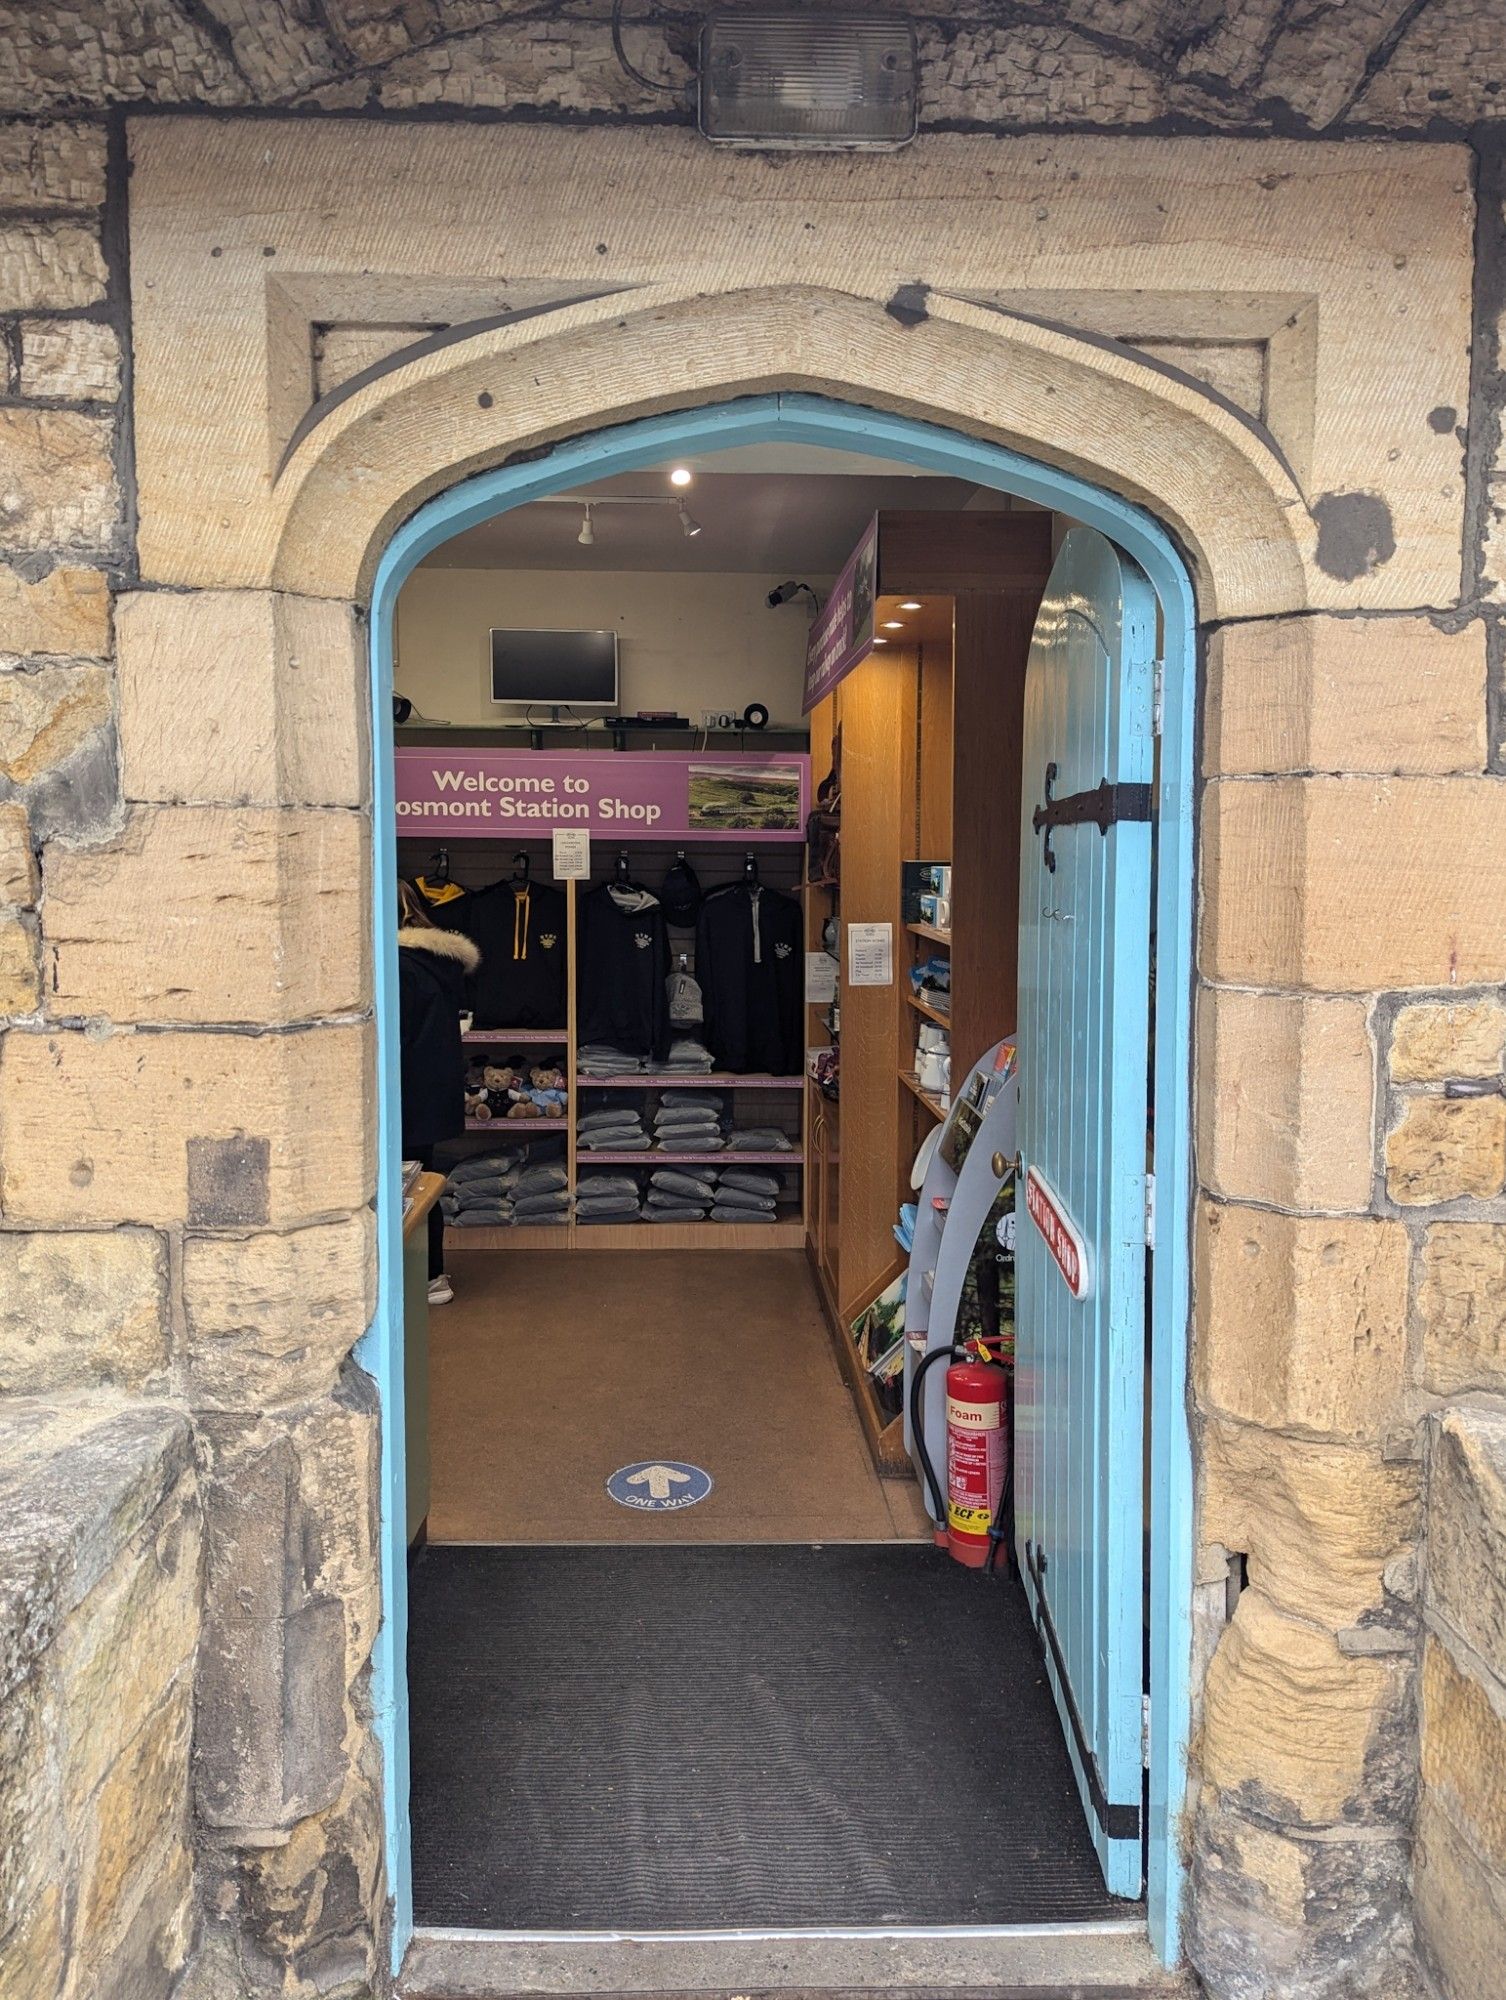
[669,466,693,487]
[678,502,702,539]
[899,600,923,611]
[872,636,888,645]
[577,505,595,546]
[882,620,904,629]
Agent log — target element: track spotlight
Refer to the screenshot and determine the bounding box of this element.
[577,505,595,546]
[678,501,702,539]
[669,466,693,487]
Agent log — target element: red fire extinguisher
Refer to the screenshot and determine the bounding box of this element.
[944,1351,1009,1568]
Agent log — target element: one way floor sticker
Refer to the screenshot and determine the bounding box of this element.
[606,1460,714,1512]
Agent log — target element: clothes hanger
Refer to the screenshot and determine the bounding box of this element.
[743,850,760,886]
[615,851,632,885]
[511,849,531,885]
[429,846,450,886]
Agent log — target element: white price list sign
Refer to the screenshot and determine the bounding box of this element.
[552,829,591,879]
[847,921,893,987]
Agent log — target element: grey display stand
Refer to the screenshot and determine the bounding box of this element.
[902,1038,1019,1523]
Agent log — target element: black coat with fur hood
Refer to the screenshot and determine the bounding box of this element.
[398,925,481,1152]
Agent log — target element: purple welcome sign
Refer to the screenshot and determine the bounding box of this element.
[394,749,809,841]
[802,513,878,713]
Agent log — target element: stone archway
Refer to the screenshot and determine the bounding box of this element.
[4,114,1479,2000]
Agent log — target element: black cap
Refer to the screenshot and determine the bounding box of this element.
[659,857,703,927]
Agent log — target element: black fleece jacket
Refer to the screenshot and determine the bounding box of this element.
[398,926,480,1151]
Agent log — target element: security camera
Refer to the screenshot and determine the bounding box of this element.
[766,580,821,613]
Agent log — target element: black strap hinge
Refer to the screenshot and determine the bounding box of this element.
[1032,764,1152,872]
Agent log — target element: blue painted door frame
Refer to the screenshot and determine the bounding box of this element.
[356,393,1197,1973]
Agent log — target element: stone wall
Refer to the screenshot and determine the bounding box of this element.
[0,1401,200,2000]
[0,24,1504,2000]
[0,0,1503,136]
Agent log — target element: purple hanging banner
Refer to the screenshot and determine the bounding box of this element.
[802,513,878,713]
[394,748,809,841]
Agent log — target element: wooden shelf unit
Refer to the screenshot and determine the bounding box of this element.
[803,509,1052,1472]
[399,830,809,1254]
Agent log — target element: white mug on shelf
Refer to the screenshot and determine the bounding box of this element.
[918,1047,948,1093]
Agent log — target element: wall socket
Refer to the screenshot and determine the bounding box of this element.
[700,708,739,731]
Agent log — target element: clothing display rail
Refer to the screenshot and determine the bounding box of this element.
[397,813,809,1253]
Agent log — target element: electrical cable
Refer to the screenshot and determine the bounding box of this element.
[611,0,681,96]
[908,1343,956,1528]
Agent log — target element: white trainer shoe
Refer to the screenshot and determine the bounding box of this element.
[427,1275,454,1306]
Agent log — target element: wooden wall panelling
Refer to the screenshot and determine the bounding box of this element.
[878,510,1054,593]
[837,642,914,1321]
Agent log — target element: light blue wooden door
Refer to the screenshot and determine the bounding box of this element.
[1014,527,1154,1898]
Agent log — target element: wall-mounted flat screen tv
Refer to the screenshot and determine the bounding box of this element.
[489,629,619,712]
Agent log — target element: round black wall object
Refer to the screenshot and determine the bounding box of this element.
[393,694,413,725]
[742,701,769,730]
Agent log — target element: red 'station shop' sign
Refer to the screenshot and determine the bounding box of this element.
[1025,1165,1091,1301]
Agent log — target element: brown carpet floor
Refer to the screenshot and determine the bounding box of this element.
[427,1250,930,1544]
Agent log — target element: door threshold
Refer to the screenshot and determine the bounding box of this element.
[400,1920,1187,1996]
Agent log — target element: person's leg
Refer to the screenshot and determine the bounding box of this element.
[415,1145,451,1297]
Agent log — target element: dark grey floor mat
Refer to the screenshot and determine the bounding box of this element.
[407,1545,1138,1929]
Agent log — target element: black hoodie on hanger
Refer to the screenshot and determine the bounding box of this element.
[578,882,671,1061]
[463,878,568,1029]
[696,880,803,1074]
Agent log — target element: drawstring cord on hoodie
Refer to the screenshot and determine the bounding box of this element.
[513,884,529,961]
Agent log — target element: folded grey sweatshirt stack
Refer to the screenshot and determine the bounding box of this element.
[578,1104,651,1152]
[441,1148,525,1226]
[578,1043,647,1077]
[652,1094,725,1153]
[575,1168,642,1223]
[663,1037,716,1074]
[511,1160,572,1224]
[710,1164,784,1224]
[723,1126,794,1153]
[644,1165,718,1223]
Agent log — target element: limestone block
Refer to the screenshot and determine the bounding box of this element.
[45,805,371,1025]
[0,911,37,1015]
[1197,987,1374,1212]
[76,1831,194,2000]
[55,1489,200,1824]
[0,123,105,208]
[1421,1637,1506,1877]
[226,1737,384,1995]
[1206,615,1487,777]
[195,1374,379,1833]
[0,803,36,905]
[0,1668,63,1988]
[0,563,110,659]
[0,1021,375,1228]
[0,220,106,312]
[1416,1223,1506,1395]
[116,589,368,809]
[0,1401,194,1703]
[1199,1418,1417,1631]
[1424,1404,1506,1680]
[75,1681,193,1948]
[0,410,118,552]
[1196,1202,1408,1439]
[0,1227,169,1396]
[1188,1790,1413,2000]
[1200,1586,1410,1826]
[183,1211,376,1412]
[18,319,121,402]
[1202,777,1506,990]
[1384,1094,1506,1205]
[1390,994,1506,1083]
[0,663,110,785]
[1415,1790,1506,2000]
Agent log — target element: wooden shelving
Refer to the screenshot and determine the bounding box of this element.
[579,1073,803,1090]
[580,1148,800,1166]
[907,920,952,946]
[464,1117,566,1133]
[463,1028,567,1044]
[449,1215,805,1251]
[899,1071,947,1122]
[906,992,951,1029]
